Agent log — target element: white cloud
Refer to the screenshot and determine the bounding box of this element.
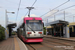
[31,14,39,17]
[44,10,59,17]
[8,21,16,24]
[21,14,39,20]
[25,14,39,17]
[0,20,5,28]
[56,11,70,15]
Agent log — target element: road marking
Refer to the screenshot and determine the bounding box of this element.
[14,37,20,50]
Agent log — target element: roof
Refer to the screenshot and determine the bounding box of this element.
[7,23,16,28]
[69,22,75,26]
[46,26,52,28]
[45,20,69,26]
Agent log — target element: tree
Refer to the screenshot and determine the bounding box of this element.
[43,27,46,35]
[0,25,5,41]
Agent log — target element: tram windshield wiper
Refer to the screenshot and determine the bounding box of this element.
[27,25,35,33]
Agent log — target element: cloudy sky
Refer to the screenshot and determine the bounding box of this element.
[0,0,75,28]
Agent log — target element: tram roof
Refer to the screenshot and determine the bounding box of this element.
[45,20,69,26]
[24,17,42,20]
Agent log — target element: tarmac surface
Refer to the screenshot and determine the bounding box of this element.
[25,35,75,50]
[0,35,75,50]
[44,35,75,42]
[0,35,28,50]
[0,37,15,50]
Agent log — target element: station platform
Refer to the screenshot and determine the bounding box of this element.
[44,35,75,42]
[0,35,28,50]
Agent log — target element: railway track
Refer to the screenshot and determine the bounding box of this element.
[25,43,53,50]
[44,37,75,46]
[26,44,36,50]
[43,37,75,50]
[25,37,75,50]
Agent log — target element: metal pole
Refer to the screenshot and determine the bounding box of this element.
[60,26,61,37]
[5,10,8,39]
[5,10,7,28]
[26,7,34,17]
[64,11,65,21]
[54,15,55,21]
[28,9,30,17]
[46,27,47,35]
[53,26,55,36]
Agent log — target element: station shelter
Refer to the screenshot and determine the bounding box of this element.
[7,23,16,37]
[45,20,70,38]
[46,26,53,35]
[69,22,75,37]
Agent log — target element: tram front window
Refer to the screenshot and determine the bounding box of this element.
[26,20,43,31]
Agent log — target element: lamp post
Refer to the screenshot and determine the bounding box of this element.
[5,10,15,39]
[26,7,34,17]
[5,10,15,27]
[73,16,75,22]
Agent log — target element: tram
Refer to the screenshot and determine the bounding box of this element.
[17,17,43,43]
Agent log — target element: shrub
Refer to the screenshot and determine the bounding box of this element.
[0,25,5,41]
[43,27,46,35]
[12,32,16,35]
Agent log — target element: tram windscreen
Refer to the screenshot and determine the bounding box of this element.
[26,20,43,31]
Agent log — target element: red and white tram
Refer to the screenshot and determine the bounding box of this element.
[17,17,43,43]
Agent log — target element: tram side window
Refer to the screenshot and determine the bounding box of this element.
[23,25,25,36]
[20,28,23,35]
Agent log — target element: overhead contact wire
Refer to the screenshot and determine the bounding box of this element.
[40,0,70,17]
[15,0,21,22]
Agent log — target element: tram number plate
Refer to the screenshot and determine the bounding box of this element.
[34,34,36,36]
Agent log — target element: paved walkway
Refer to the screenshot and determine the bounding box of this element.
[44,35,75,42]
[0,37,14,50]
[0,35,28,50]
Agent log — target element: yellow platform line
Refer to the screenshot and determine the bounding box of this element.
[14,37,20,50]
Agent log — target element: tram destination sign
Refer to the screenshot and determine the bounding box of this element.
[29,20,39,22]
[26,20,42,23]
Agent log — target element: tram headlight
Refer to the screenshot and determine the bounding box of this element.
[27,32,31,34]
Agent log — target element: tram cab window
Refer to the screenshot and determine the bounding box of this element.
[26,20,43,31]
